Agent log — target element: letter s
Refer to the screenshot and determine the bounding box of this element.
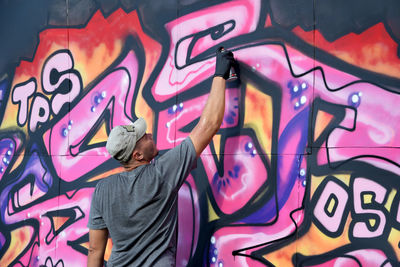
[350,177,388,239]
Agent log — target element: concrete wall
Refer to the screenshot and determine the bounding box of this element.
[1,0,400,266]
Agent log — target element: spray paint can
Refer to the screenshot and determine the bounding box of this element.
[220,47,237,81]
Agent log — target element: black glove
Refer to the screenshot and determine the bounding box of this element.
[214,47,235,80]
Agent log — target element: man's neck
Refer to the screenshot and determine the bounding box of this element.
[123,160,149,171]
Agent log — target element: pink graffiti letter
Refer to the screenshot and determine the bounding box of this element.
[12,79,36,126]
[313,180,348,234]
[352,177,387,238]
[29,94,50,132]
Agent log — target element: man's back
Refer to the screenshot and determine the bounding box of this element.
[88,138,197,266]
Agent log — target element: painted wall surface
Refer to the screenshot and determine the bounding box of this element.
[1,0,400,266]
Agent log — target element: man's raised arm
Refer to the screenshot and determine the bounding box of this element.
[189,48,235,157]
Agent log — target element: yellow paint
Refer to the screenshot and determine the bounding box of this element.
[363,193,373,204]
[385,189,397,211]
[314,110,334,141]
[81,241,89,249]
[212,134,221,161]
[208,197,219,222]
[0,226,34,266]
[244,83,272,159]
[327,197,336,214]
[388,228,400,260]
[1,102,26,131]
[368,219,376,228]
[87,121,109,146]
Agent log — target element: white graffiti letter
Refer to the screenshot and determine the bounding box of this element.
[29,94,50,132]
[314,180,348,234]
[12,79,36,126]
[352,177,387,238]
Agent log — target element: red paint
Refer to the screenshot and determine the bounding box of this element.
[15,9,158,79]
[292,23,400,76]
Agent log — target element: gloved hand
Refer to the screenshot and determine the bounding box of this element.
[214,47,235,80]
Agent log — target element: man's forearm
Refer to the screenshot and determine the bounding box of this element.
[87,251,104,267]
[189,76,226,156]
[87,228,108,267]
[198,76,226,133]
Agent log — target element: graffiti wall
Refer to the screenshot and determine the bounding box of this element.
[1,0,400,266]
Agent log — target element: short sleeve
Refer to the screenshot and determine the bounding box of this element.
[154,137,197,190]
[87,185,107,230]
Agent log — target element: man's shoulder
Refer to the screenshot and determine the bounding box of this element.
[158,137,193,157]
[95,172,120,189]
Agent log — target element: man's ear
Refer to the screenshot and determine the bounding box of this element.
[133,150,143,161]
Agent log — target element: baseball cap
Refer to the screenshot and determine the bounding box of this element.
[106,117,147,163]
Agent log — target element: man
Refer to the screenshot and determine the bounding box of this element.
[87,47,236,266]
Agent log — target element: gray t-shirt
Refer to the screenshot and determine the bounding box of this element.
[87,137,197,266]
